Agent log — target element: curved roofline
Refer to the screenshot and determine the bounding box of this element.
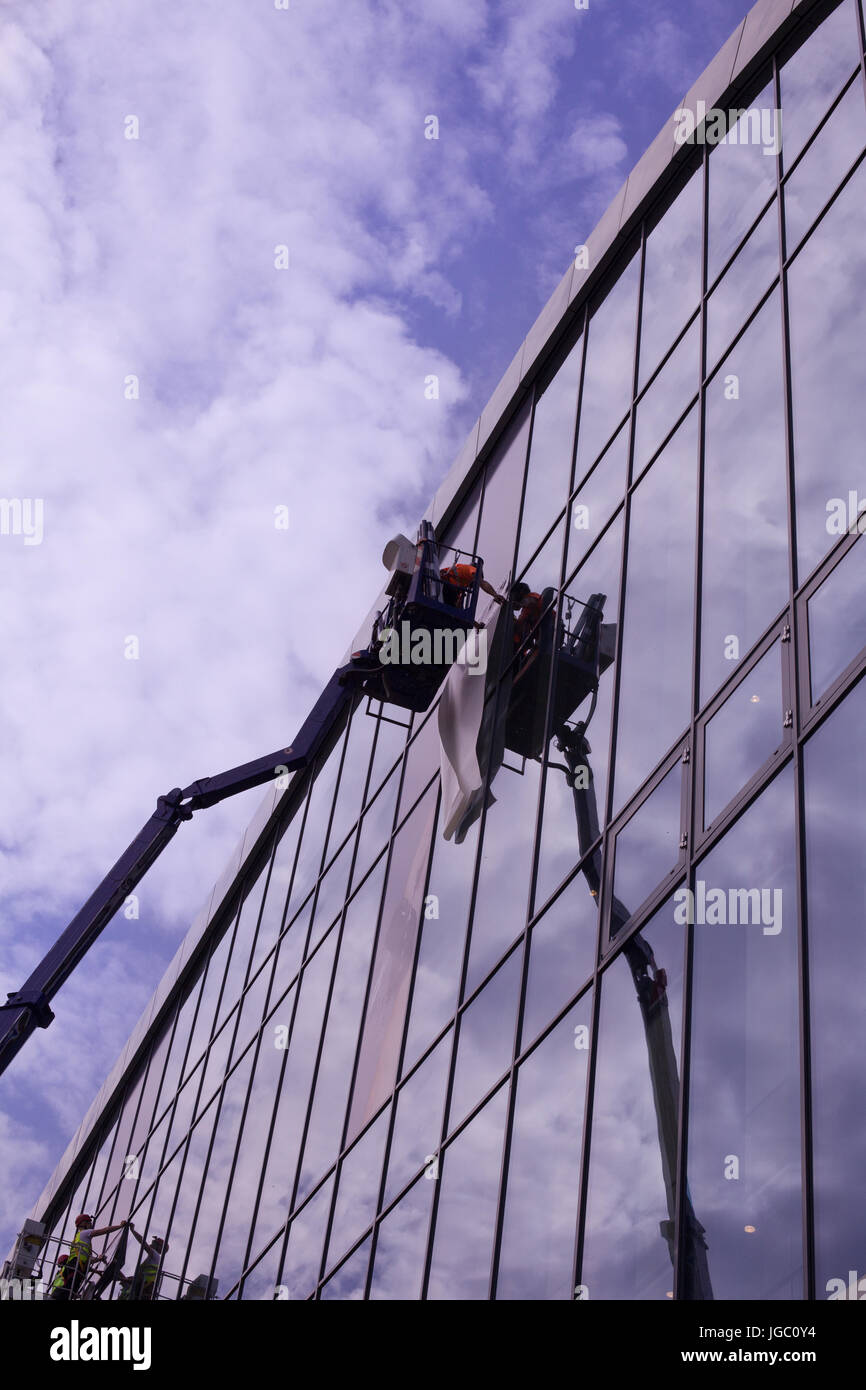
[425,0,832,539]
[15,0,841,1245]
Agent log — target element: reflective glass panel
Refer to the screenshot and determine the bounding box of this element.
[523,870,598,1046]
[517,336,582,570]
[804,679,866,1297]
[614,411,698,812]
[639,166,703,389]
[807,539,866,701]
[780,0,862,168]
[449,949,521,1132]
[497,996,592,1299]
[246,928,338,1262]
[704,642,785,828]
[582,898,684,1299]
[325,1107,390,1272]
[567,424,627,571]
[707,80,778,282]
[401,800,476,1074]
[295,864,382,1203]
[368,1175,434,1300]
[783,77,866,253]
[276,1175,334,1300]
[700,292,788,706]
[385,1032,450,1204]
[347,786,438,1139]
[426,1085,508,1300]
[464,757,541,995]
[538,517,623,904]
[706,199,779,370]
[686,768,802,1300]
[788,160,866,584]
[611,760,683,934]
[574,250,640,479]
[632,318,700,479]
[320,1236,371,1300]
[473,400,532,591]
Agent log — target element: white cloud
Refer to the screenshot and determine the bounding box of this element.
[0,0,499,1258]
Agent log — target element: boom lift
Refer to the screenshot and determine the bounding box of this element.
[541,600,714,1300]
[0,522,484,1078]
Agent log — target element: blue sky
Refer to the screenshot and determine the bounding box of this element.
[0,0,753,1261]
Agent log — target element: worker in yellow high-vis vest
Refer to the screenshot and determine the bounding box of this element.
[56,1213,127,1299]
[128,1225,169,1301]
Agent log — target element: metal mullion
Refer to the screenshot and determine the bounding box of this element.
[706,189,777,298]
[185,894,246,1125]
[529,822,603,928]
[632,302,700,413]
[176,898,272,1295]
[133,987,192,1166]
[253,772,319,1006]
[312,713,354,885]
[363,783,442,1298]
[173,1029,247,1295]
[783,142,866,270]
[561,302,593,530]
[494,609,596,1300]
[601,738,689,956]
[232,879,345,1283]
[203,1020,274,1296]
[316,1225,375,1299]
[374,971,599,1240]
[570,929,603,1300]
[391,768,439,840]
[697,596,792,722]
[511,374,543,582]
[235,935,310,1293]
[794,750,815,1302]
[270,1157,340,1297]
[599,221,647,859]
[153,1069,224,1299]
[801,633,866,738]
[775,46,815,1301]
[99,1017,200,1234]
[84,1083,131,1226]
[672,134,710,1301]
[274,915,352,1285]
[231,841,280,1015]
[526,364,587,926]
[571,224,649,1302]
[450,595,524,1020]
[421,765,522,1301]
[288,747,405,1289]
[101,1054,157,1251]
[319,774,433,1292]
[123,953,217,1271]
[693,621,793,854]
[780,64,861,184]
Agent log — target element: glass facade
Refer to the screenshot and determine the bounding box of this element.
[21,0,866,1301]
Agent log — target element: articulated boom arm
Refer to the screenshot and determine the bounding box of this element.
[0,664,362,1078]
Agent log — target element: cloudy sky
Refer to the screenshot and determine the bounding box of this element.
[0,0,751,1261]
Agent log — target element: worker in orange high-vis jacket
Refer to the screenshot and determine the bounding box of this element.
[439,562,504,611]
[510,581,544,650]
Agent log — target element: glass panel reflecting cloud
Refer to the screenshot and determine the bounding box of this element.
[497,996,592,1300]
[687,767,802,1300]
[582,899,685,1299]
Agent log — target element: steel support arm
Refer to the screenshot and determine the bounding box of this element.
[0,664,360,1078]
